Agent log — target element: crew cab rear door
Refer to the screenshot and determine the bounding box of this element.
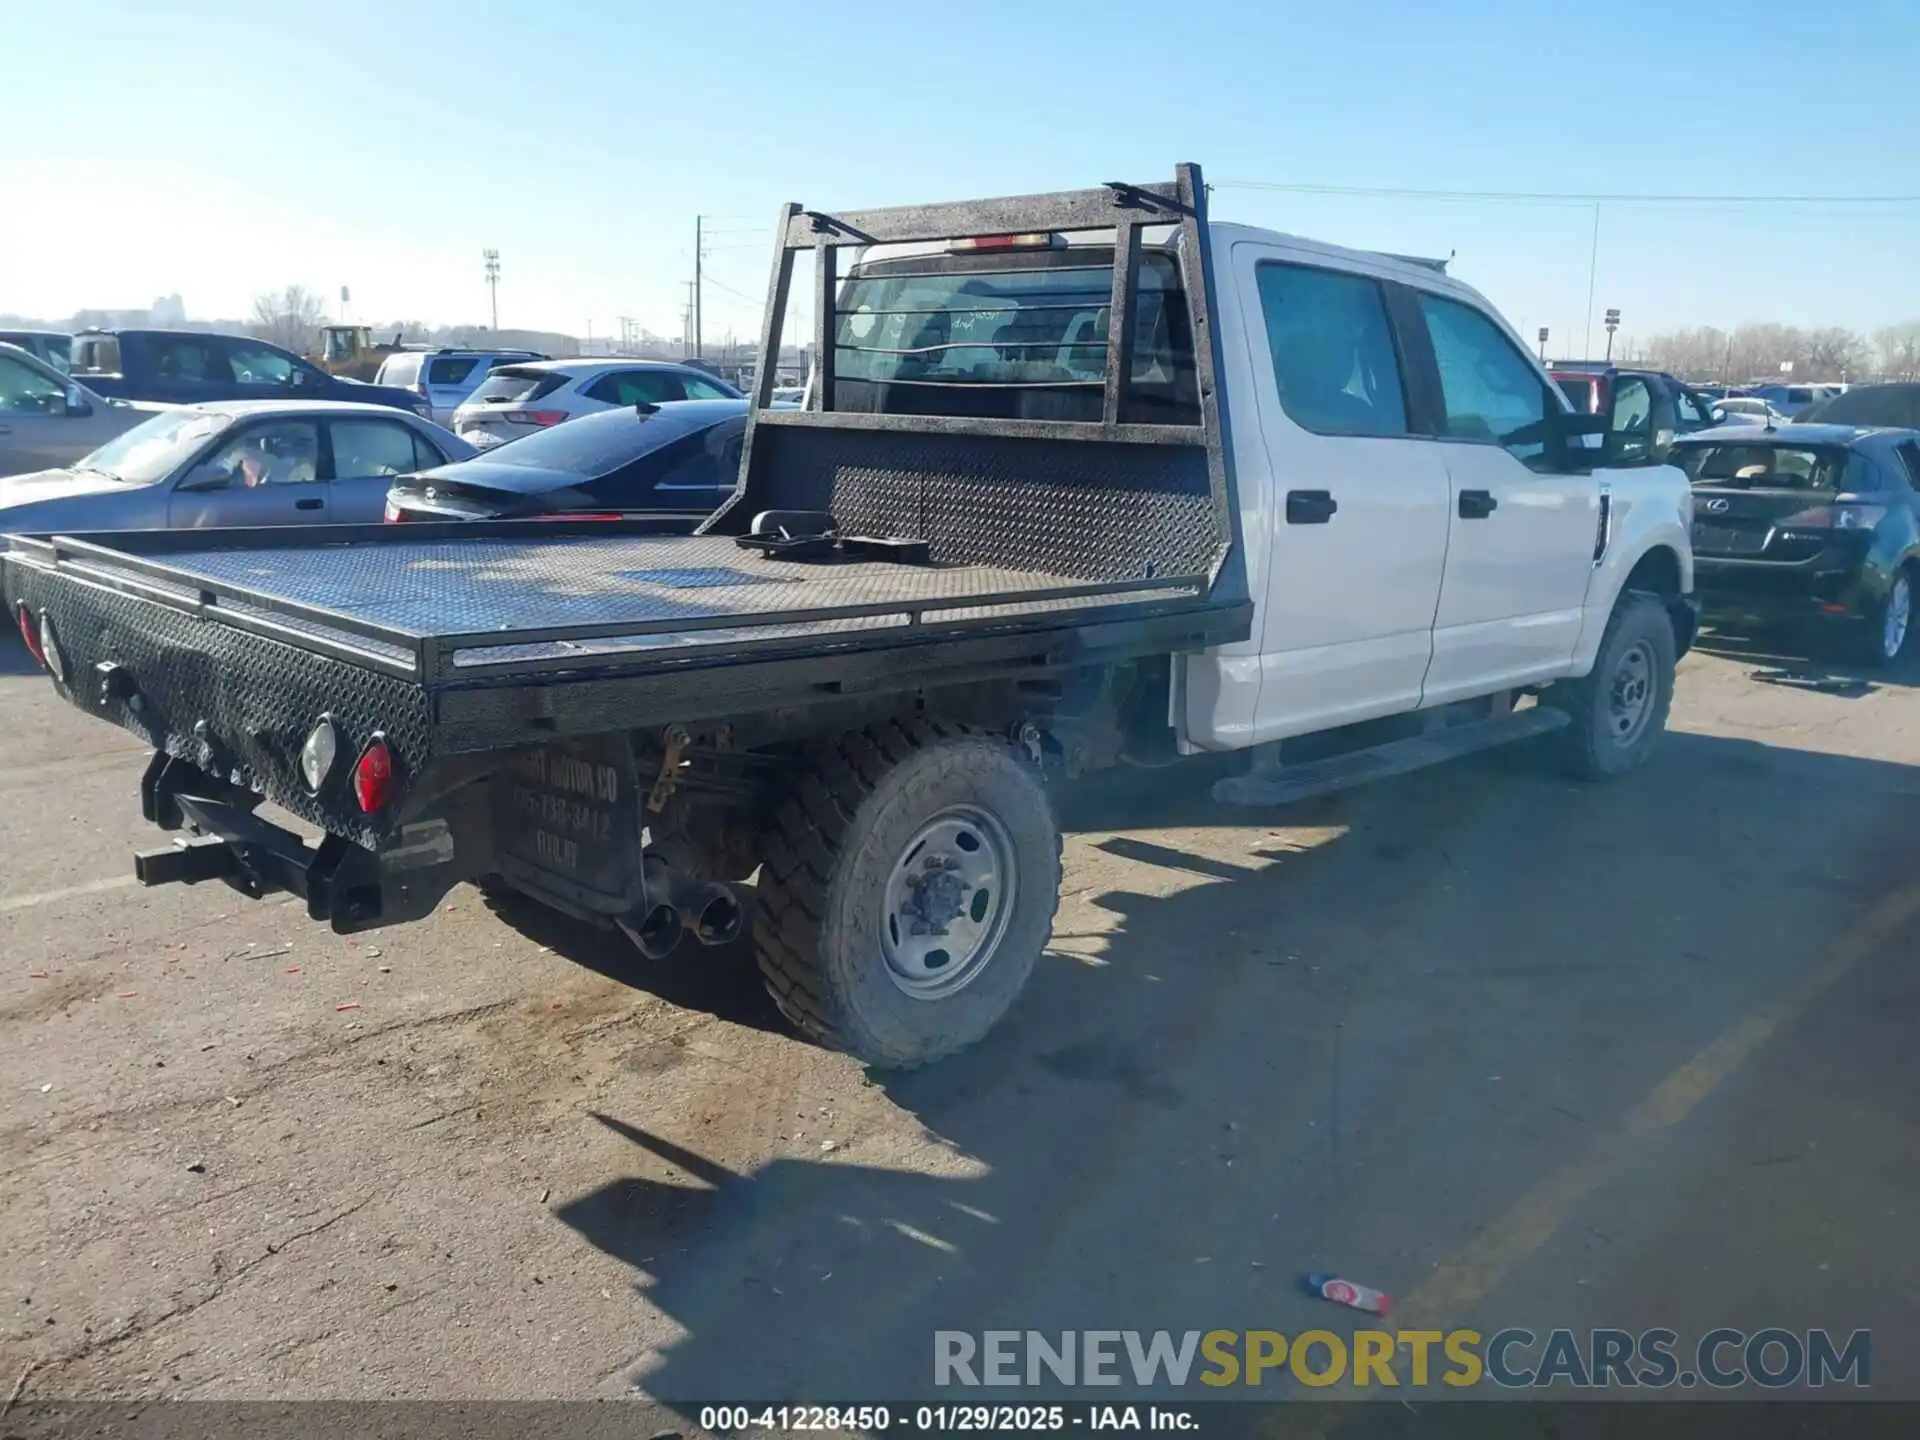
[1232,242,1453,739]
[1401,290,1601,701]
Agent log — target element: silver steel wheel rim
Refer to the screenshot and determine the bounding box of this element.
[880,805,1017,1001]
[1607,639,1656,747]
[1883,575,1911,659]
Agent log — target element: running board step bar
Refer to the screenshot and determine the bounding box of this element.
[1210,706,1570,808]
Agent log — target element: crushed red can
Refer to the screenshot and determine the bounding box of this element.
[1304,1272,1392,1316]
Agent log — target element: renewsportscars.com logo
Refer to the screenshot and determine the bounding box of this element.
[934,1328,1871,1390]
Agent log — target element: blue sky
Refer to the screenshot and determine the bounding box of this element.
[4,0,1915,355]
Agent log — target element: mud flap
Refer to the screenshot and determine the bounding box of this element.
[491,735,645,918]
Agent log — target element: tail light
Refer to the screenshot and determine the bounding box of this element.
[383,497,403,523]
[950,233,1064,252]
[300,717,341,793]
[353,737,393,814]
[503,410,567,427]
[1778,503,1886,531]
[16,604,45,668]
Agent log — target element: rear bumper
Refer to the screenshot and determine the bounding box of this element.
[1695,548,1869,620]
[133,753,485,933]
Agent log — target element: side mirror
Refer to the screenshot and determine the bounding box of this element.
[63,384,93,419]
[1710,405,1727,424]
[179,464,235,493]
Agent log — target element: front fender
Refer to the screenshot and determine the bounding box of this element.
[1570,463,1694,675]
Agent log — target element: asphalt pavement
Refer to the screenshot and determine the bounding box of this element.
[1,624,1916,1409]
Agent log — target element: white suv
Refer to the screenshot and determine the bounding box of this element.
[448,359,743,450]
[374,348,548,424]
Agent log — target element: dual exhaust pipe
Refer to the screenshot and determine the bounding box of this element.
[618,857,746,960]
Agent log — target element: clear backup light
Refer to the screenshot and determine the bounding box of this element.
[300,717,340,792]
[38,613,65,682]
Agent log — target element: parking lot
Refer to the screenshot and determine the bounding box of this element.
[2,624,1917,1404]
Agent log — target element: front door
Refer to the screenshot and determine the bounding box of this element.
[1240,248,1454,740]
[1411,291,1601,703]
[168,417,329,527]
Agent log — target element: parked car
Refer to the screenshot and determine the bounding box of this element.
[0,400,472,532]
[1797,383,1920,429]
[1740,383,1840,419]
[69,329,431,417]
[1681,423,1920,664]
[384,399,745,521]
[448,358,742,450]
[373,346,549,424]
[2,164,1695,1070]
[1712,396,1794,428]
[1550,363,1720,437]
[0,330,72,373]
[0,341,170,479]
[770,386,806,406]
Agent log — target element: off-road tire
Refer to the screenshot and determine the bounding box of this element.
[1547,591,1676,780]
[755,719,1062,1069]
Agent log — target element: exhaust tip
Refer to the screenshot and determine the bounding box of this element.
[620,903,682,960]
[688,886,745,947]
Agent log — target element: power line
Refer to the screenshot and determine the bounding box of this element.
[1212,179,1920,206]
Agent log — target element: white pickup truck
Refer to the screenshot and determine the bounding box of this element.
[4,165,1695,1069]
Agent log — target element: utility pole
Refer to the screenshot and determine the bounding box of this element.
[483,249,500,331]
[694,216,703,360]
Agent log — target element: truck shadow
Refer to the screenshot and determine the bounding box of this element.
[548,728,1920,1406]
[0,630,39,677]
[1696,618,1918,695]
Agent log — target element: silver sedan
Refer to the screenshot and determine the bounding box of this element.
[0,400,474,533]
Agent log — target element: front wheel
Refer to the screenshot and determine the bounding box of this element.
[755,720,1062,1069]
[1546,592,1677,780]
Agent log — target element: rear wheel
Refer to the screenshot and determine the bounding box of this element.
[1547,592,1676,780]
[755,719,1061,1069]
[1853,567,1914,668]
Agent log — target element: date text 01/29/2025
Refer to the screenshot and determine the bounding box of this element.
[699,1404,1198,1432]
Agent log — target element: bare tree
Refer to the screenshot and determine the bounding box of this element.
[1873,321,1920,381]
[249,285,328,356]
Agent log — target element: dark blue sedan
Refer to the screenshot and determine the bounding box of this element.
[383,399,746,523]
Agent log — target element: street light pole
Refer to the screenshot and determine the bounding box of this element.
[483,249,501,331]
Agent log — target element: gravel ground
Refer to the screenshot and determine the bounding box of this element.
[2,625,1916,1408]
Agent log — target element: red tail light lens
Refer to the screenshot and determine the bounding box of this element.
[353,738,393,814]
[16,605,45,668]
[503,410,567,426]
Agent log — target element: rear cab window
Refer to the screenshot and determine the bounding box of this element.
[831,238,1199,424]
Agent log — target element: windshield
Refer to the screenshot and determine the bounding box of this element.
[76,409,234,485]
[468,367,565,405]
[1678,442,1852,491]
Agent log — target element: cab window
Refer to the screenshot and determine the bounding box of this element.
[1254,262,1408,438]
[1417,293,1555,466]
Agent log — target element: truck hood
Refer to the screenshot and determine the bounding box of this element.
[0,467,127,510]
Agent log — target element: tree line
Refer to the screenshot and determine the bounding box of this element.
[1631,321,1920,384]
